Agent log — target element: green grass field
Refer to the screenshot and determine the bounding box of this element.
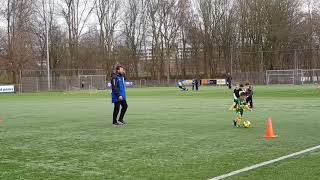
[1,86,320,180]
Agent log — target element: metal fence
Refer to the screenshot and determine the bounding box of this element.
[18,74,265,93]
[232,72,266,85]
[17,69,106,92]
[19,76,181,92]
[2,69,320,93]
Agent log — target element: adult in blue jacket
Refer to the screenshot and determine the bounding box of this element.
[111,66,128,125]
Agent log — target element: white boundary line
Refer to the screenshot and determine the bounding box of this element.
[208,145,320,180]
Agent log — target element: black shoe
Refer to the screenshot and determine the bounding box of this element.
[112,122,123,126]
[118,120,126,124]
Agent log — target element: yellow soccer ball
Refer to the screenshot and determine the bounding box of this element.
[243,120,252,128]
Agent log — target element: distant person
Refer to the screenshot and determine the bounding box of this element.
[233,83,244,100]
[81,80,85,89]
[245,83,254,108]
[192,79,199,91]
[178,80,188,91]
[111,65,128,126]
[226,73,232,89]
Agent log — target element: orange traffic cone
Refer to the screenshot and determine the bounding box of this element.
[264,116,277,138]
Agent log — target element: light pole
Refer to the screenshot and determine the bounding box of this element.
[45,0,51,91]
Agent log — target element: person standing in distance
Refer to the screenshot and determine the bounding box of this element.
[226,73,232,89]
[192,78,199,91]
[111,65,128,126]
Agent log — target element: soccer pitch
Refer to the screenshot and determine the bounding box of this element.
[0,86,320,180]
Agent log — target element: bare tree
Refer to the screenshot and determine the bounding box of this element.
[95,0,120,75]
[123,0,147,78]
[2,0,38,83]
[34,0,71,77]
[1,0,320,83]
[197,0,229,77]
[159,0,181,84]
[147,0,162,80]
[60,0,96,73]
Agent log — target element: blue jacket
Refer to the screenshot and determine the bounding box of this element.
[111,73,126,103]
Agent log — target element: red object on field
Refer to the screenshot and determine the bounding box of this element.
[264,116,278,138]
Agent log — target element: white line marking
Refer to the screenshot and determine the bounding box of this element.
[208,145,320,180]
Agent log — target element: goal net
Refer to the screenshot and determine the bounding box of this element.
[300,69,320,85]
[266,69,320,85]
[79,75,107,90]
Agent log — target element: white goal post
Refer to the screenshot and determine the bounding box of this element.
[78,75,107,90]
[266,69,320,85]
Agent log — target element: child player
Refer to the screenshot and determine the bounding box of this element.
[178,80,188,91]
[245,83,254,108]
[229,92,251,128]
[233,83,244,100]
